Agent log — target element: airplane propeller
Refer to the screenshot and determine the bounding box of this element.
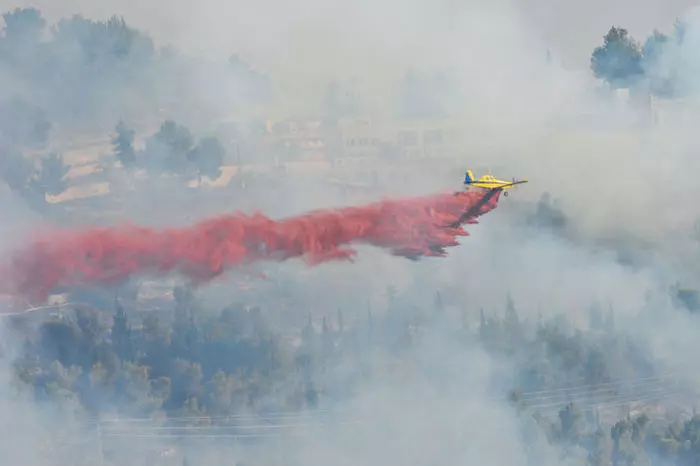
[503,177,525,197]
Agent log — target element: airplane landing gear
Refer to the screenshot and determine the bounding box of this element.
[503,191,509,197]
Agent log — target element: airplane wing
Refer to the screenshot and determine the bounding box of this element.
[498,180,529,188]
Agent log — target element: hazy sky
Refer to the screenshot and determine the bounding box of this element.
[0,0,695,71]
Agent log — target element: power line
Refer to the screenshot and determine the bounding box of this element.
[90,391,690,439]
[83,373,682,427]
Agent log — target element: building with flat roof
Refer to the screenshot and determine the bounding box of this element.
[387,119,462,158]
[263,119,326,162]
[336,116,381,158]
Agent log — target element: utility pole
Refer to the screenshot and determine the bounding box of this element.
[96,420,105,466]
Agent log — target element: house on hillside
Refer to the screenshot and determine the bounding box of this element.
[388,119,461,158]
[650,94,700,128]
[336,116,381,158]
[263,119,326,162]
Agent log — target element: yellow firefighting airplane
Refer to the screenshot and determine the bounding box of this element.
[463,170,528,196]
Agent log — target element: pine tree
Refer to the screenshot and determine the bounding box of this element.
[505,292,518,324]
[112,299,133,362]
[366,300,373,343]
[112,120,137,169]
[302,313,315,342]
[504,293,521,342]
[434,289,444,312]
[479,308,487,336]
[337,308,344,333]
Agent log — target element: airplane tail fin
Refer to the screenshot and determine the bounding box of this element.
[464,170,475,184]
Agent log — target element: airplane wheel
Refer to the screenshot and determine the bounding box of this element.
[503,191,509,197]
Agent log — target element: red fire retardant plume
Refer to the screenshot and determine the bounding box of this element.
[3,189,500,302]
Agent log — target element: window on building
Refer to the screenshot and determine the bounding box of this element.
[423,129,443,145]
[398,130,418,147]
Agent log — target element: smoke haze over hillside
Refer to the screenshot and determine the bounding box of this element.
[2,0,695,64]
[1,0,700,465]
